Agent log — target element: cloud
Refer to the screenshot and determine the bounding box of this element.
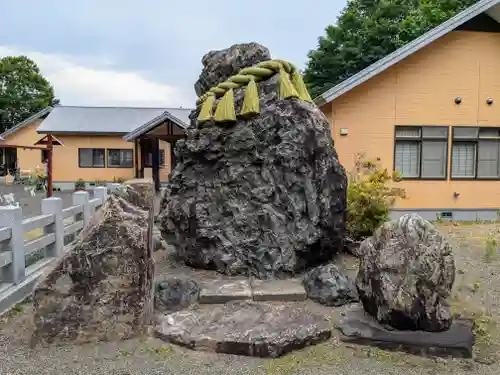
[0,45,193,108]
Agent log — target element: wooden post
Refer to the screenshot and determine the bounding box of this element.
[46,134,53,198]
[152,137,160,192]
[134,140,139,178]
[139,139,145,178]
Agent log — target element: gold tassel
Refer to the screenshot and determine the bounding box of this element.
[279,68,299,100]
[197,93,215,122]
[214,88,236,122]
[240,78,260,117]
[291,70,312,102]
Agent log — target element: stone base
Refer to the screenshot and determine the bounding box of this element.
[199,280,252,304]
[336,307,475,358]
[155,300,331,357]
[251,279,306,302]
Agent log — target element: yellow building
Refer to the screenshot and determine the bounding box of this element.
[0,105,191,191]
[316,0,500,221]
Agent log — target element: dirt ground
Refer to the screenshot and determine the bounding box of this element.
[0,222,498,375]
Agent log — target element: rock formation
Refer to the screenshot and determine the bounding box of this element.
[159,43,347,279]
[356,214,455,332]
[31,180,155,345]
[303,264,358,306]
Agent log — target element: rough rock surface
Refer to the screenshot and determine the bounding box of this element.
[303,264,358,306]
[31,181,155,345]
[194,43,271,97]
[154,300,331,357]
[155,278,200,312]
[159,43,347,279]
[356,214,455,332]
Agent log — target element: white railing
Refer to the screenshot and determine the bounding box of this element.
[0,186,111,316]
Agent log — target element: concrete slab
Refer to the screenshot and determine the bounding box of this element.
[251,278,307,302]
[199,279,252,304]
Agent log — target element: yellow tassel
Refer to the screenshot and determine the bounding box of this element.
[213,88,236,122]
[240,78,260,117]
[279,68,299,100]
[197,93,215,122]
[291,70,312,102]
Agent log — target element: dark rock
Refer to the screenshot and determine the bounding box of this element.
[194,43,270,97]
[31,180,155,345]
[160,43,347,279]
[154,300,331,357]
[356,214,455,332]
[155,278,200,312]
[303,264,358,306]
[337,305,474,358]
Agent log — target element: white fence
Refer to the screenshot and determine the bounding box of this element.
[0,186,111,316]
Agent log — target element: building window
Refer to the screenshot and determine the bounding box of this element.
[41,149,49,163]
[394,126,448,179]
[144,150,165,168]
[108,149,133,168]
[78,148,105,168]
[451,127,500,179]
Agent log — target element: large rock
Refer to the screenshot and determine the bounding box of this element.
[303,264,358,307]
[355,214,455,332]
[159,43,347,279]
[31,181,155,345]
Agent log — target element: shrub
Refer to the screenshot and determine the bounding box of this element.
[74,178,86,191]
[347,153,406,241]
[113,176,126,184]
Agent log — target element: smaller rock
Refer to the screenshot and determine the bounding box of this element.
[155,278,200,312]
[303,264,358,307]
[356,214,455,332]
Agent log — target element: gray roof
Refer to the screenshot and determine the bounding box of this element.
[0,107,52,139]
[315,0,500,106]
[36,105,192,134]
[123,108,193,141]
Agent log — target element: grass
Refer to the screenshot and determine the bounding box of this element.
[484,235,498,263]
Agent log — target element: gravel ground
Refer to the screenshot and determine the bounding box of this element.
[0,222,498,375]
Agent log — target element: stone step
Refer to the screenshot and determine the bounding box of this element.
[154,300,331,358]
[198,278,307,304]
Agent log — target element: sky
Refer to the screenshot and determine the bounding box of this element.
[0,0,347,108]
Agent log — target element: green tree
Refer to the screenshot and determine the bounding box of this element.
[0,56,54,132]
[304,0,477,98]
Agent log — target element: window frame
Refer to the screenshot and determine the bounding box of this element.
[78,148,106,168]
[107,148,134,169]
[450,126,500,180]
[393,125,449,181]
